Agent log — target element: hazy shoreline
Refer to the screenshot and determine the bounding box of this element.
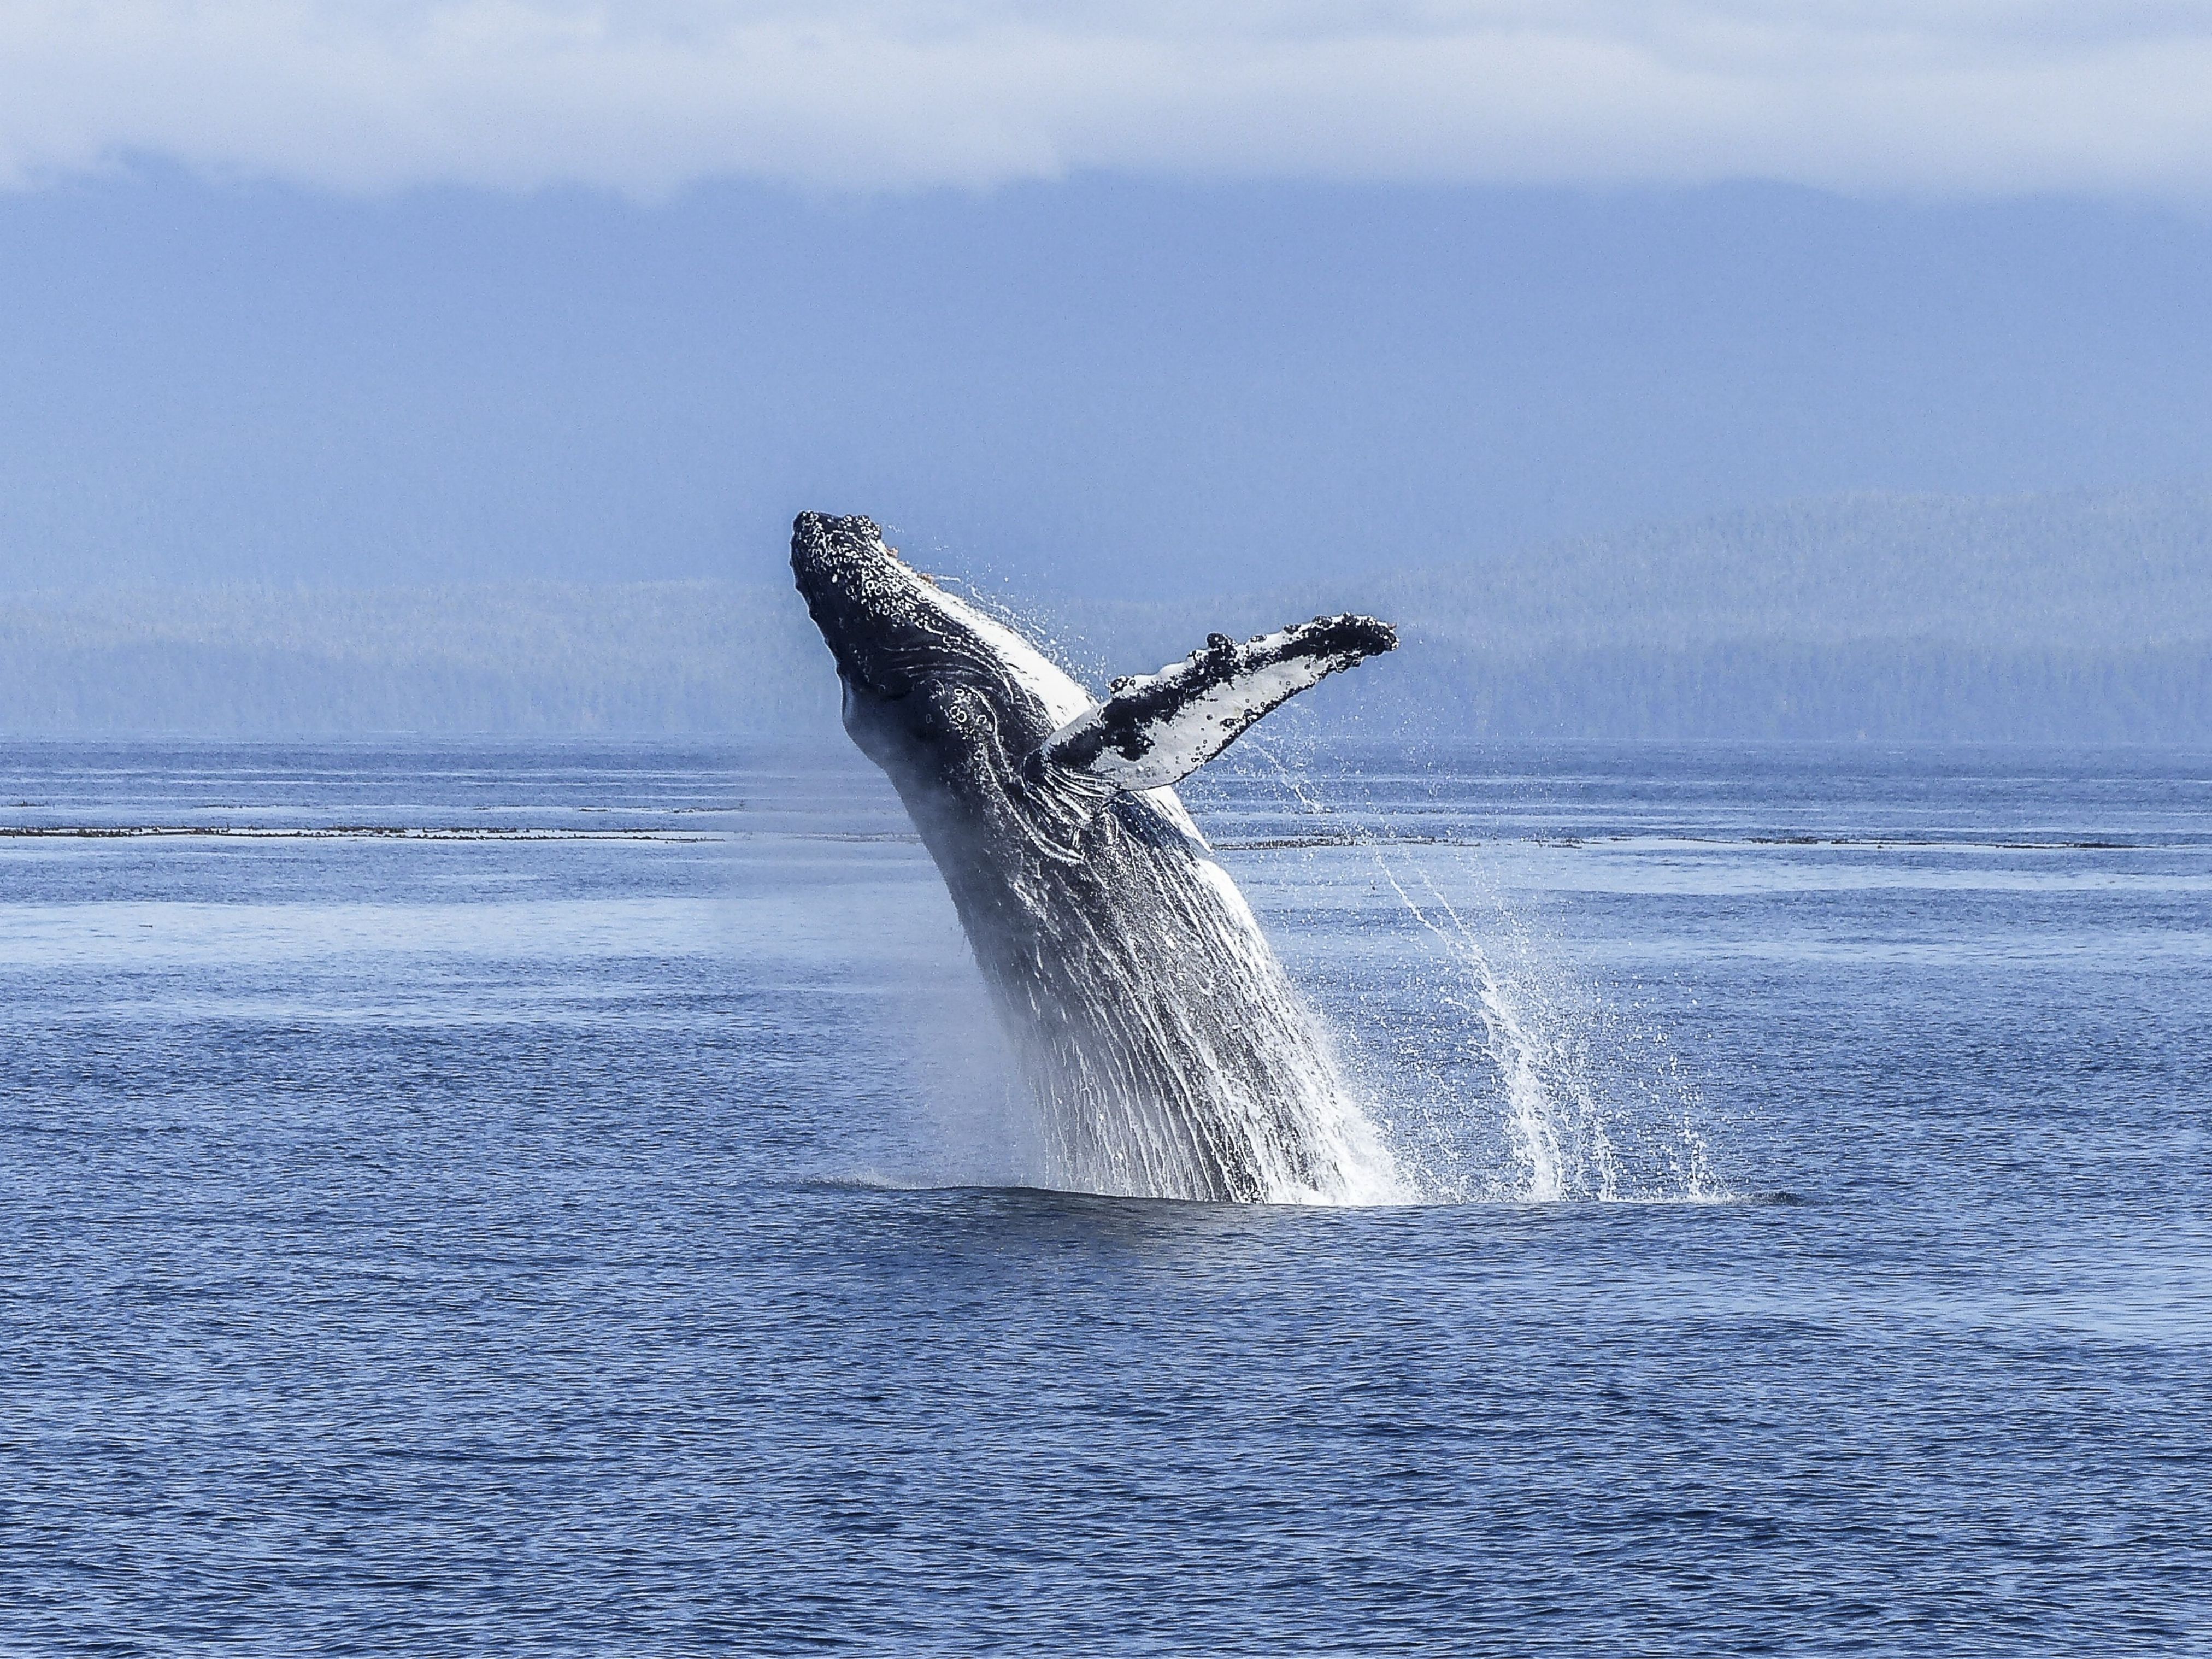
[7,486,2209,743]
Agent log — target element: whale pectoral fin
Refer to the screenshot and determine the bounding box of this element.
[1038,614,1396,790]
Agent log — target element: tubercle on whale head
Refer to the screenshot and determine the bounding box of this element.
[791,512,907,693]
[790,510,972,708]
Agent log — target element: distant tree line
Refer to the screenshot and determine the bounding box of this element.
[4,487,2209,743]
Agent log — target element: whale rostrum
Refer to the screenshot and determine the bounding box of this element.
[791,511,1403,1203]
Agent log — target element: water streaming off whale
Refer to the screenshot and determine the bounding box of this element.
[976,803,1400,1204]
[1224,743,1729,1206]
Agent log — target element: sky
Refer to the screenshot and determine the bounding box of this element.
[2,4,2209,597]
[9,3,2212,199]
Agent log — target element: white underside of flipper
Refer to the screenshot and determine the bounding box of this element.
[1040,615,1396,792]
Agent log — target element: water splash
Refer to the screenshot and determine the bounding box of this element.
[1372,858,1726,1203]
[1244,744,1730,1204]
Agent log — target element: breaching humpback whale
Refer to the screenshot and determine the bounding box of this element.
[792,512,1400,1203]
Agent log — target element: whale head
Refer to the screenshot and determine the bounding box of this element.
[790,512,1089,802]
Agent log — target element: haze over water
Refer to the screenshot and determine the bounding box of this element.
[4,738,2205,1654]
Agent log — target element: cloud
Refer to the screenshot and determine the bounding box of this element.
[4,2,2211,198]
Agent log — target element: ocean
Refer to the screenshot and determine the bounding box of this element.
[3,738,2207,1654]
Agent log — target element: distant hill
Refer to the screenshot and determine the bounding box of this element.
[4,487,2209,742]
[0,580,837,737]
[1031,487,2212,742]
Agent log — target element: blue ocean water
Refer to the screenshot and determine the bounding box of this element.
[3,738,2207,1655]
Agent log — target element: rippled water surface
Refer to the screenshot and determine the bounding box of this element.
[4,739,2208,1655]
